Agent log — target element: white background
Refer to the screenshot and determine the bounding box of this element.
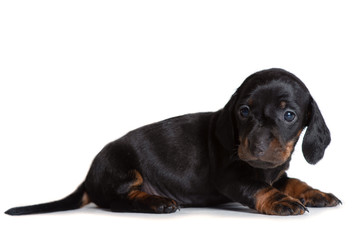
[1,1,359,239]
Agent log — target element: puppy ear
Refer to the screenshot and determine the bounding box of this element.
[215,93,237,152]
[302,98,331,164]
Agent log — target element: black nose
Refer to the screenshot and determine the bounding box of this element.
[252,141,267,157]
[248,127,273,158]
[249,133,273,157]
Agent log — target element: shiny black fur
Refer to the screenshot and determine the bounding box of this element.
[5,68,332,215]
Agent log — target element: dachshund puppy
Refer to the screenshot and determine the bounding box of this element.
[5,68,341,216]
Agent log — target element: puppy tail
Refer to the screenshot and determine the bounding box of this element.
[4,182,90,216]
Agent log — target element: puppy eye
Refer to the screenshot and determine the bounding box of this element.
[284,111,296,122]
[240,105,250,118]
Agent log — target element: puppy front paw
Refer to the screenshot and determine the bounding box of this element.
[277,178,342,208]
[300,189,341,207]
[255,187,308,216]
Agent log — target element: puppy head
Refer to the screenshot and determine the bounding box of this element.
[216,68,330,169]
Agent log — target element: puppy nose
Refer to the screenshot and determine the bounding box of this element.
[252,141,267,157]
[255,151,265,157]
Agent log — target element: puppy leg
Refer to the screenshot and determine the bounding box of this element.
[110,170,178,214]
[274,177,341,207]
[254,187,308,215]
[123,190,179,213]
[217,176,307,215]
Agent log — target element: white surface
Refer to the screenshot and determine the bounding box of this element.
[1,1,359,239]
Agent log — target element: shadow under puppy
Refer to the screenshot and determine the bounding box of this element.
[5,68,341,216]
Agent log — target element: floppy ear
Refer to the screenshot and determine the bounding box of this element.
[302,98,331,164]
[215,93,238,152]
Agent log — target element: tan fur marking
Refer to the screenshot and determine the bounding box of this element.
[255,187,279,214]
[279,178,340,207]
[131,170,143,188]
[128,190,149,200]
[81,192,91,207]
[127,170,146,200]
[281,140,295,160]
[282,178,311,199]
[255,187,306,215]
[238,137,296,167]
[280,101,286,109]
[296,129,303,138]
[237,138,256,160]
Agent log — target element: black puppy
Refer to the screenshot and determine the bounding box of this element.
[5,68,341,216]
